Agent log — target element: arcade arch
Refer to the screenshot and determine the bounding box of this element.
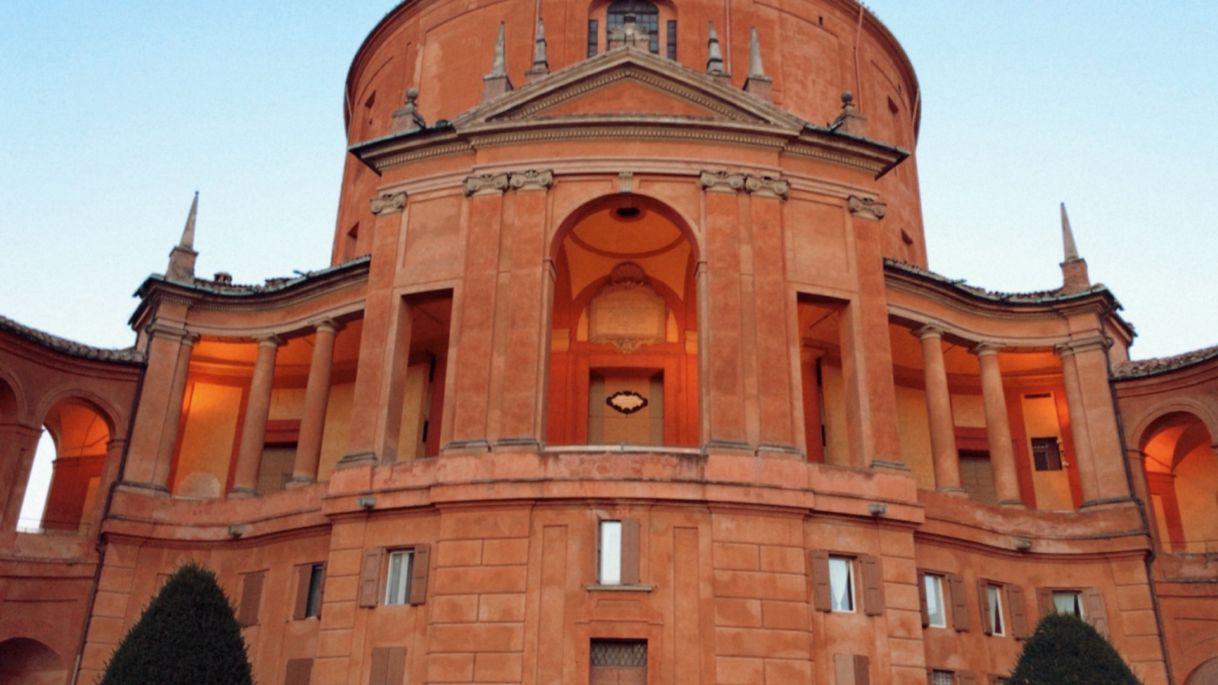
[17,397,112,534]
[1141,411,1218,553]
[0,637,66,684]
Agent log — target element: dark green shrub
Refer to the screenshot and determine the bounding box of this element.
[100,562,253,685]
[1010,613,1139,684]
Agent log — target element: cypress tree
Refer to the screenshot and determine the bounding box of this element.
[1010,612,1140,684]
[100,562,253,685]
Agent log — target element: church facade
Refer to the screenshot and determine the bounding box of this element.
[2,1,1217,684]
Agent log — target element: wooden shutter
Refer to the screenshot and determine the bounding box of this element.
[369,646,406,685]
[1007,585,1029,639]
[238,571,266,627]
[359,548,385,608]
[917,571,930,627]
[293,564,313,620]
[853,654,871,685]
[1083,587,1109,637]
[809,550,832,612]
[957,671,979,685]
[1036,587,1054,618]
[285,658,313,685]
[409,544,431,605]
[948,573,970,631]
[977,580,993,635]
[621,518,642,585]
[861,555,884,616]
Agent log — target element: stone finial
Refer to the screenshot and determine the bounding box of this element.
[526,17,550,82]
[831,90,866,135]
[743,27,772,102]
[166,191,199,283]
[483,23,514,101]
[706,22,729,83]
[1059,202,1091,293]
[391,88,426,133]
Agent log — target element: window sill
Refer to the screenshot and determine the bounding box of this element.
[584,583,654,593]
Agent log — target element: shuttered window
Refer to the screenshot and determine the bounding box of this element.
[860,555,884,616]
[1037,586,1105,634]
[284,658,313,685]
[597,518,641,586]
[980,582,1004,635]
[358,545,431,608]
[293,562,325,620]
[920,572,947,628]
[833,653,870,685]
[1007,584,1030,639]
[948,573,971,631]
[238,570,266,627]
[384,550,413,605]
[829,556,855,612]
[368,646,406,685]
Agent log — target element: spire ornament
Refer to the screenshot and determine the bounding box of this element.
[391,88,426,133]
[831,90,866,135]
[706,22,728,83]
[1059,202,1091,292]
[743,27,772,101]
[526,17,550,82]
[166,191,199,283]
[482,22,514,101]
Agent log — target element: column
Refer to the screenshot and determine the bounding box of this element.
[1057,340,1131,505]
[918,326,962,493]
[151,334,197,490]
[289,321,339,486]
[230,335,282,497]
[974,343,1021,505]
[0,424,43,534]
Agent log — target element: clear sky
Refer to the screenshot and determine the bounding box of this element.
[1,0,1216,365]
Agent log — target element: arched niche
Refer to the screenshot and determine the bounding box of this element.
[1140,411,1218,553]
[18,397,111,534]
[0,637,66,684]
[548,194,699,447]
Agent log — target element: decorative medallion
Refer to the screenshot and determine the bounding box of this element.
[606,390,649,415]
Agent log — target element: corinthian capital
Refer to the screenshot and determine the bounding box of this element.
[847,195,887,221]
[463,173,510,196]
[744,175,790,199]
[698,170,748,193]
[508,169,554,191]
[370,191,408,215]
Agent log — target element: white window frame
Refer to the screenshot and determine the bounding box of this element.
[384,549,414,605]
[986,583,1005,635]
[828,555,855,612]
[599,520,623,585]
[304,562,324,618]
[924,573,947,628]
[1052,590,1084,619]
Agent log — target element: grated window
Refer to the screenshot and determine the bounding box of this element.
[590,639,647,668]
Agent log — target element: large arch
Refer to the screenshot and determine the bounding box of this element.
[0,637,66,685]
[18,396,113,534]
[1186,656,1218,685]
[547,193,700,447]
[1140,411,1218,553]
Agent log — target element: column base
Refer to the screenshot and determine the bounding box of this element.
[284,475,316,489]
[1080,496,1137,510]
[228,486,257,499]
[116,480,171,496]
[996,498,1025,508]
[936,486,968,497]
[336,451,378,469]
[869,458,910,472]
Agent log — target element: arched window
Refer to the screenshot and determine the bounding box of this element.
[607,0,659,54]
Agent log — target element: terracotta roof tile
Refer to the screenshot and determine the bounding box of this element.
[0,315,143,365]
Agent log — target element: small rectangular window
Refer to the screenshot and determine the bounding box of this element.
[666,20,677,60]
[1053,590,1084,618]
[590,639,647,682]
[986,584,1005,635]
[599,520,623,585]
[384,549,414,605]
[931,670,955,685]
[1031,437,1063,471]
[305,563,324,617]
[587,19,599,57]
[924,574,946,628]
[829,556,855,612]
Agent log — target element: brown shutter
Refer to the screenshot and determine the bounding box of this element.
[957,671,979,685]
[1008,585,1029,639]
[621,518,642,585]
[1083,587,1109,637]
[293,564,312,620]
[948,574,970,631]
[853,654,870,685]
[369,646,407,685]
[977,580,993,635]
[809,550,832,612]
[861,555,884,616]
[238,571,266,627]
[409,544,431,605]
[917,571,930,627]
[359,548,385,608]
[1036,587,1054,618]
[285,658,313,685]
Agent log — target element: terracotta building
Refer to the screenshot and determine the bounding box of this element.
[2,1,1217,684]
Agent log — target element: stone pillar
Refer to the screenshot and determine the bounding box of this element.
[289,321,340,486]
[974,343,1021,505]
[1144,471,1185,551]
[341,190,407,466]
[0,424,43,534]
[230,335,282,497]
[918,326,963,493]
[1057,340,1131,505]
[121,323,194,493]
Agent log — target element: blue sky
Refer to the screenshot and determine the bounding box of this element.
[1,1,1216,360]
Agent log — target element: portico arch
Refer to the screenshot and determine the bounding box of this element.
[0,637,66,684]
[1140,411,1218,553]
[547,193,699,447]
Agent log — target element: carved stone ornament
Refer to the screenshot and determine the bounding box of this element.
[698,170,747,192]
[847,195,887,220]
[463,173,510,196]
[508,169,555,191]
[370,191,408,215]
[606,390,649,415]
[744,175,790,199]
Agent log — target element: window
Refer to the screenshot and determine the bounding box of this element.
[590,639,646,683]
[1031,437,1063,471]
[597,519,641,585]
[607,0,659,54]
[924,574,947,628]
[587,19,599,57]
[293,562,325,619]
[931,671,955,685]
[1052,590,1084,618]
[238,570,267,627]
[384,550,414,605]
[984,584,1005,635]
[829,556,855,612]
[666,20,677,60]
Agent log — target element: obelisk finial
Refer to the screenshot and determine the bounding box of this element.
[744,27,772,101]
[1058,202,1091,292]
[166,191,199,283]
[482,22,514,101]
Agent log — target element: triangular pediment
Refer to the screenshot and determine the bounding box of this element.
[453,47,805,132]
